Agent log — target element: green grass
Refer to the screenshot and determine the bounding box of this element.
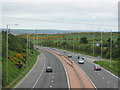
[94,61,119,77]
[2,49,40,88]
[9,49,40,88]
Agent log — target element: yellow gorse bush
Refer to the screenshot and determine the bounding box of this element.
[8,56,19,65]
[29,36,62,40]
[16,53,26,61]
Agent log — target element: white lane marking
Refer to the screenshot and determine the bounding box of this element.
[51,80,54,83]
[107,81,109,83]
[32,55,46,89]
[102,68,118,79]
[103,77,104,79]
[98,73,100,75]
[78,64,97,89]
[15,54,42,88]
[58,56,71,90]
[50,85,52,88]
[84,55,119,79]
[53,73,54,75]
[52,75,54,78]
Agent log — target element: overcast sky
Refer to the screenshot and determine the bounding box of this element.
[1,0,118,31]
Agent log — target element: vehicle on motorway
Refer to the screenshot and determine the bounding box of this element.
[94,64,102,70]
[68,54,72,58]
[53,48,55,50]
[64,50,67,53]
[36,48,39,50]
[46,66,53,72]
[78,57,84,64]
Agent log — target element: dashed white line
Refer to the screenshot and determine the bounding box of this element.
[103,77,104,79]
[102,68,118,79]
[98,73,100,75]
[51,80,54,83]
[32,55,46,89]
[107,81,109,83]
[50,85,52,88]
[15,54,42,88]
[52,76,54,78]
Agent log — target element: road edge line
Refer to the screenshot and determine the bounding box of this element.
[14,53,42,88]
[86,59,119,79]
[32,53,46,89]
[79,64,97,89]
[59,57,71,89]
[68,55,97,89]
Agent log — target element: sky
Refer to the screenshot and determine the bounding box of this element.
[1,0,119,31]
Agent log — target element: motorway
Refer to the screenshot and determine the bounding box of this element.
[43,47,119,89]
[15,49,68,88]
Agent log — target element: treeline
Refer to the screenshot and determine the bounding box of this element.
[38,36,120,60]
[2,31,33,58]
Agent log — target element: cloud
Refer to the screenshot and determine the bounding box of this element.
[1,1,118,30]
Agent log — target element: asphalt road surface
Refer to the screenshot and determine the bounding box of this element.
[44,47,119,89]
[15,49,68,89]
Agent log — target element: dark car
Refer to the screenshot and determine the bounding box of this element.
[46,66,53,72]
[68,54,72,58]
[94,64,102,70]
[36,48,39,50]
[53,48,55,50]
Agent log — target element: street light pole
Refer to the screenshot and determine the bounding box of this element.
[6,24,18,83]
[72,33,74,51]
[110,29,112,68]
[6,25,9,82]
[101,29,103,60]
[93,33,95,56]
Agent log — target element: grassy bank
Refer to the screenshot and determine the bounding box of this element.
[2,49,40,88]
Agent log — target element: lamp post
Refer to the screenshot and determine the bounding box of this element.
[110,29,112,68]
[100,29,103,60]
[72,33,74,51]
[93,32,95,56]
[6,24,18,83]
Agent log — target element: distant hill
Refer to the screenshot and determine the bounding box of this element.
[0,29,118,35]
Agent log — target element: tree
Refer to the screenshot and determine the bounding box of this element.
[80,36,89,44]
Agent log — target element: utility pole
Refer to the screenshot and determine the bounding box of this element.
[27,33,29,66]
[6,25,9,83]
[6,24,18,83]
[101,30,103,60]
[93,33,95,56]
[72,33,74,51]
[110,29,112,68]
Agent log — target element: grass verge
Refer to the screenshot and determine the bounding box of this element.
[2,49,40,88]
